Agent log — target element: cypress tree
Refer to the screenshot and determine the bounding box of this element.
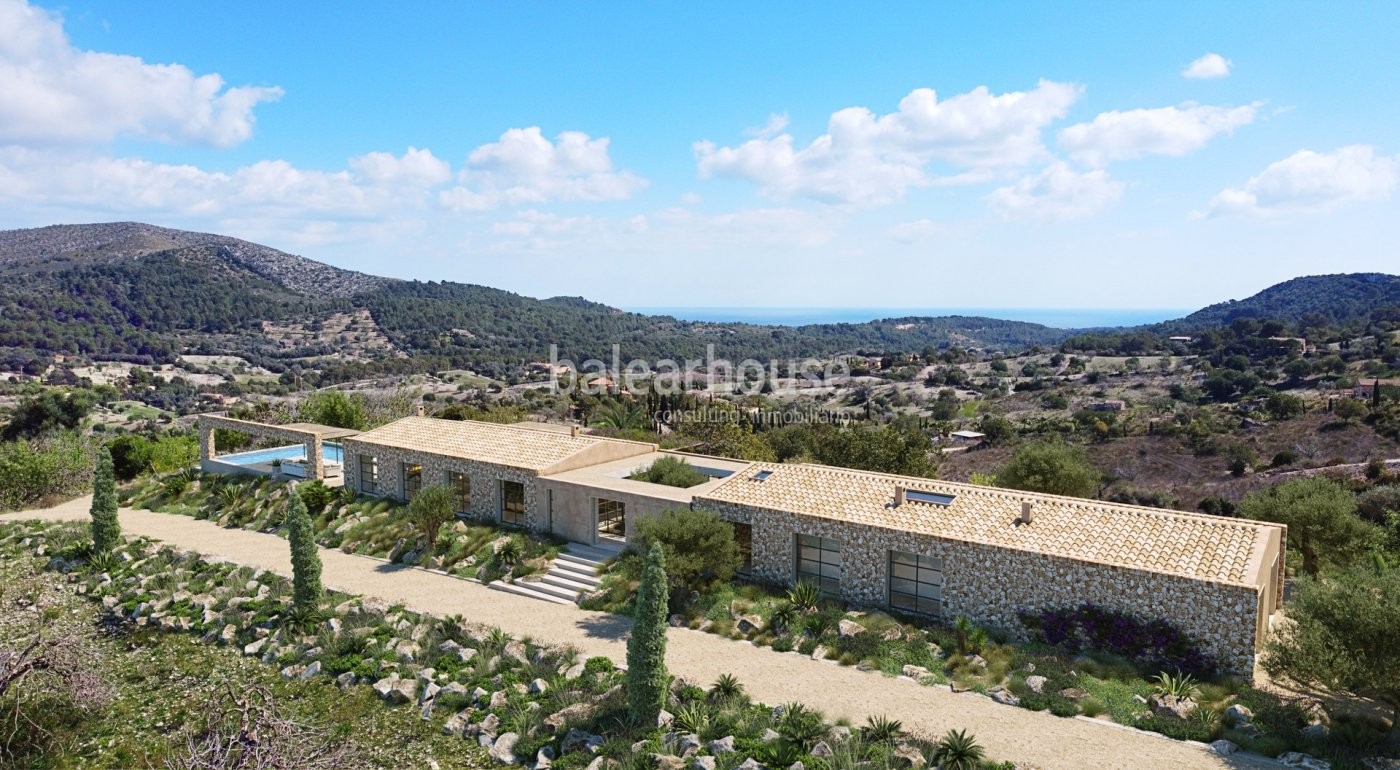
[286,487,323,614]
[90,446,121,555]
[627,541,670,726]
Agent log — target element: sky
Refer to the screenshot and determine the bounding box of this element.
[1,0,1397,312]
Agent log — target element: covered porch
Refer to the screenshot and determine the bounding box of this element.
[197,415,361,482]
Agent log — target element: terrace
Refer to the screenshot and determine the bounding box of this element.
[198,415,362,483]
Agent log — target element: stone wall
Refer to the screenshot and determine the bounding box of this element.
[341,440,544,532]
[698,500,1263,674]
[198,415,326,479]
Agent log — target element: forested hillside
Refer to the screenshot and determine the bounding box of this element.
[1161,273,1400,332]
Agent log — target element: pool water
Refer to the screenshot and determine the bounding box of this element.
[222,442,345,466]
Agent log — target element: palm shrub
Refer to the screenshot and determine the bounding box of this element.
[931,729,986,770]
[286,487,323,615]
[627,542,669,726]
[708,673,744,703]
[860,714,904,744]
[769,602,799,633]
[787,580,822,612]
[776,702,827,750]
[408,485,454,554]
[90,446,121,555]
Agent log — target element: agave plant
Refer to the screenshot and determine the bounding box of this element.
[769,601,800,633]
[673,702,712,735]
[787,580,822,612]
[777,702,827,750]
[760,741,804,769]
[494,538,524,568]
[931,729,986,770]
[860,714,905,744]
[709,673,745,702]
[1152,670,1201,700]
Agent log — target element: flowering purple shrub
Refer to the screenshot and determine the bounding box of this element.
[1018,603,1219,677]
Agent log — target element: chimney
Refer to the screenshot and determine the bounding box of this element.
[1020,501,1035,525]
[570,424,580,438]
[893,486,907,507]
[415,403,426,417]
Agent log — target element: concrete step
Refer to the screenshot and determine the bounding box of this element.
[487,580,575,606]
[564,543,624,563]
[537,571,596,593]
[555,551,606,569]
[549,563,600,588]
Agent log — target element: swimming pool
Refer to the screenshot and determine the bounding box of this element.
[221,442,345,466]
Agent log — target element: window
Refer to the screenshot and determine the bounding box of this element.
[402,462,422,500]
[597,498,626,538]
[796,533,841,596]
[906,490,956,506]
[501,480,526,526]
[358,454,378,494]
[449,471,471,514]
[732,522,753,575]
[753,470,773,481]
[888,550,942,618]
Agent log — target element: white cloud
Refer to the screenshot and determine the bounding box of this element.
[1183,53,1232,79]
[1058,103,1257,166]
[744,113,790,139]
[986,163,1124,221]
[349,147,451,187]
[694,80,1082,205]
[1207,145,1398,217]
[0,0,282,147]
[440,127,646,211]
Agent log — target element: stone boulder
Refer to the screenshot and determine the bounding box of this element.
[490,732,520,765]
[837,619,866,638]
[987,686,1020,707]
[736,615,764,634]
[443,711,472,736]
[901,665,930,680]
[372,675,417,705]
[561,728,604,754]
[1209,740,1238,757]
[544,702,595,734]
[707,736,736,755]
[1148,694,1197,720]
[1224,703,1254,724]
[891,743,926,769]
[691,757,716,770]
[651,754,686,770]
[1278,753,1332,770]
[1025,675,1047,694]
[810,741,833,758]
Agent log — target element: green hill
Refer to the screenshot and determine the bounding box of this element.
[1163,273,1400,331]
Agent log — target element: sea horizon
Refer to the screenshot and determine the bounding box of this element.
[625,306,1193,330]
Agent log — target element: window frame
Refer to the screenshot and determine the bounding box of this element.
[500,480,526,527]
[887,549,943,618]
[795,533,841,597]
[358,454,378,495]
[596,497,626,539]
[449,471,471,515]
[401,462,422,501]
[732,522,753,575]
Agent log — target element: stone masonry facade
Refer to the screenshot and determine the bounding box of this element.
[341,440,546,532]
[698,500,1262,674]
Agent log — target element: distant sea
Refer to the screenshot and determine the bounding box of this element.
[626,307,1192,330]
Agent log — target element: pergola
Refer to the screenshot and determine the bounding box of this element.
[198,415,361,480]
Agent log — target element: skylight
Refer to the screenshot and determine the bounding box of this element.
[906,490,956,506]
[753,470,773,481]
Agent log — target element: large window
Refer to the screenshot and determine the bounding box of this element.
[449,471,471,514]
[501,480,526,526]
[358,454,378,495]
[888,550,942,618]
[597,498,626,539]
[402,462,422,500]
[732,522,753,575]
[796,534,841,596]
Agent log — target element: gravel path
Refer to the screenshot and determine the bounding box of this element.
[4,498,1278,770]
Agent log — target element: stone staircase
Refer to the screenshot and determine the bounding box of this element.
[487,541,621,606]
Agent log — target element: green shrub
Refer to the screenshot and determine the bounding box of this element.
[0,431,95,510]
[632,508,742,601]
[626,543,669,725]
[627,456,708,488]
[107,435,154,480]
[90,447,120,554]
[582,656,615,676]
[287,488,323,614]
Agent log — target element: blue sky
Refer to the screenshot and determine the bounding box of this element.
[1,0,1397,311]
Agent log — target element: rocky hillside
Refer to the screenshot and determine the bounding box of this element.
[0,222,392,298]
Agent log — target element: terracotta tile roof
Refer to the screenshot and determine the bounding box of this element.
[347,416,640,471]
[698,463,1275,585]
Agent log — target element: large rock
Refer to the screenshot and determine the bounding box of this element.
[901,665,931,680]
[477,713,501,737]
[1025,675,1047,694]
[987,686,1020,707]
[965,654,988,669]
[490,732,520,765]
[242,638,266,656]
[891,743,926,769]
[837,619,866,638]
[545,703,595,734]
[706,736,736,755]
[651,755,686,770]
[503,640,530,664]
[1148,694,1197,720]
[443,710,472,736]
[810,741,833,758]
[440,639,477,663]
[529,678,550,694]
[300,660,321,679]
[691,757,716,770]
[1209,740,1238,757]
[1224,704,1254,724]
[811,645,829,661]
[736,615,764,634]
[562,728,604,754]
[372,675,417,704]
[735,759,763,770]
[218,624,238,644]
[1278,753,1332,770]
[657,709,674,729]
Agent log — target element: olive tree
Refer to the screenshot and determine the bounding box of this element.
[997,441,1101,498]
[1238,477,1383,577]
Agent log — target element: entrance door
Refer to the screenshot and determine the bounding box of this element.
[597,498,626,541]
